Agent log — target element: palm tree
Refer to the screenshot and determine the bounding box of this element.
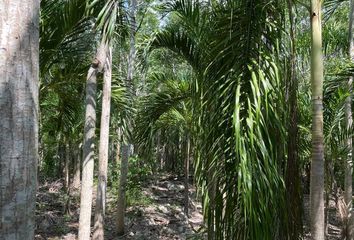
[149,1,289,238]
[134,71,193,214]
[91,1,127,239]
[309,0,325,239]
[93,46,112,240]
[117,0,137,235]
[0,0,39,238]
[285,1,302,238]
[344,0,354,238]
[78,1,126,239]
[78,37,107,240]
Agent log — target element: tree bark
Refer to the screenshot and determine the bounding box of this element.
[207,167,216,240]
[184,136,190,217]
[116,0,137,235]
[345,1,354,239]
[117,145,130,235]
[78,41,107,240]
[116,128,122,165]
[309,1,325,239]
[0,0,39,239]
[64,141,70,191]
[72,144,82,189]
[285,1,302,239]
[127,0,137,96]
[93,47,112,240]
[157,130,162,170]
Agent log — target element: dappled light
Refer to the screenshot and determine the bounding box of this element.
[2,0,354,240]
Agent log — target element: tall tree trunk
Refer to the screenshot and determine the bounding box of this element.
[116,0,137,235]
[78,41,107,240]
[309,1,325,239]
[116,128,122,165]
[93,47,112,240]
[127,0,137,96]
[161,141,166,170]
[72,144,82,189]
[184,136,190,217]
[64,141,72,215]
[207,171,217,240]
[117,145,130,235]
[64,140,70,191]
[345,1,354,239]
[0,0,39,238]
[285,1,302,239]
[157,130,162,170]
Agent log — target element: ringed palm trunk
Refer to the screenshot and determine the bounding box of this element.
[0,0,39,238]
[78,41,107,240]
[344,0,354,238]
[309,1,325,239]
[93,47,112,240]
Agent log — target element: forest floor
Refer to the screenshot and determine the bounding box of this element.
[34,173,205,240]
[303,194,342,240]
[34,174,344,240]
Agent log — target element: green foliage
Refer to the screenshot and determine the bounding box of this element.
[146,0,288,239]
[109,155,153,207]
[126,185,153,207]
[37,0,354,239]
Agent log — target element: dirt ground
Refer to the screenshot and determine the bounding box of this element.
[34,175,345,240]
[303,194,343,240]
[35,174,205,240]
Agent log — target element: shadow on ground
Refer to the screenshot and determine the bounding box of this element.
[35,174,206,240]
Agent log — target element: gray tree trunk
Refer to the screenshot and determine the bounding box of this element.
[93,47,112,240]
[0,0,40,239]
[116,128,122,165]
[127,0,137,95]
[309,1,325,239]
[117,145,130,235]
[184,136,190,217]
[78,41,107,240]
[156,130,162,170]
[72,144,82,189]
[345,0,354,239]
[64,141,70,191]
[116,0,137,235]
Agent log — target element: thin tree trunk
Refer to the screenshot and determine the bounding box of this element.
[117,145,130,235]
[0,0,39,238]
[345,1,354,239]
[309,1,325,239]
[116,0,137,234]
[78,41,107,240]
[64,141,70,191]
[126,0,137,157]
[58,142,66,179]
[64,142,72,215]
[116,128,122,165]
[285,1,302,239]
[93,47,112,240]
[184,136,190,217]
[157,130,162,170]
[208,172,216,240]
[127,0,137,96]
[72,144,82,189]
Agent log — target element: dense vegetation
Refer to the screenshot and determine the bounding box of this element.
[1,0,354,239]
